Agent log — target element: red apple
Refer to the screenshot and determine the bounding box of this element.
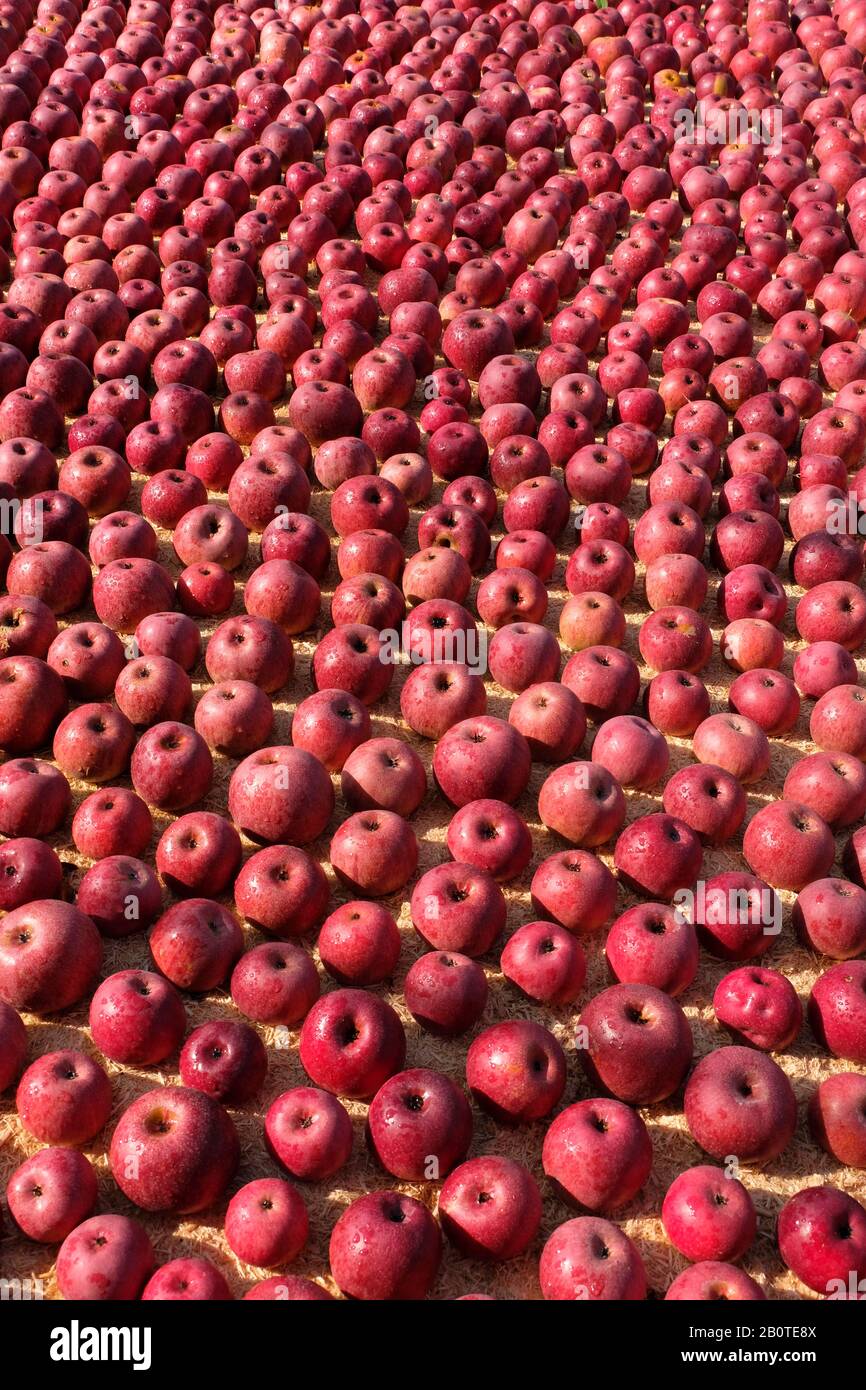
[605,903,699,996]
[318,901,401,987]
[809,961,866,1063]
[580,982,693,1104]
[110,1086,239,1213]
[684,1046,797,1164]
[367,1067,473,1180]
[265,1086,353,1183]
[57,1215,155,1302]
[713,966,803,1052]
[142,1258,232,1302]
[410,862,506,957]
[778,1186,866,1295]
[742,801,835,892]
[329,1192,441,1301]
[540,1218,646,1301]
[439,1156,541,1261]
[539,761,626,848]
[530,849,618,933]
[90,969,186,1066]
[665,1263,766,1301]
[150,899,243,993]
[225,1178,308,1269]
[0,900,102,1014]
[543,1098,653,1212]
[180,1020,268,1105]
[809,1073,866,1169]
[17,1049,112,1145]
[663,1164,757,1264]
[794,878,866,959]
[466,1020,566,1124]
[445,799,532,883]
[299,988,406,1099]
[501,921,587,1006]
[7,1147,98,1244]
[403,951,488,1037]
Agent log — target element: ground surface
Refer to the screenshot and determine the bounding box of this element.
[1,416,864,1302]
[1,65,865,1303]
